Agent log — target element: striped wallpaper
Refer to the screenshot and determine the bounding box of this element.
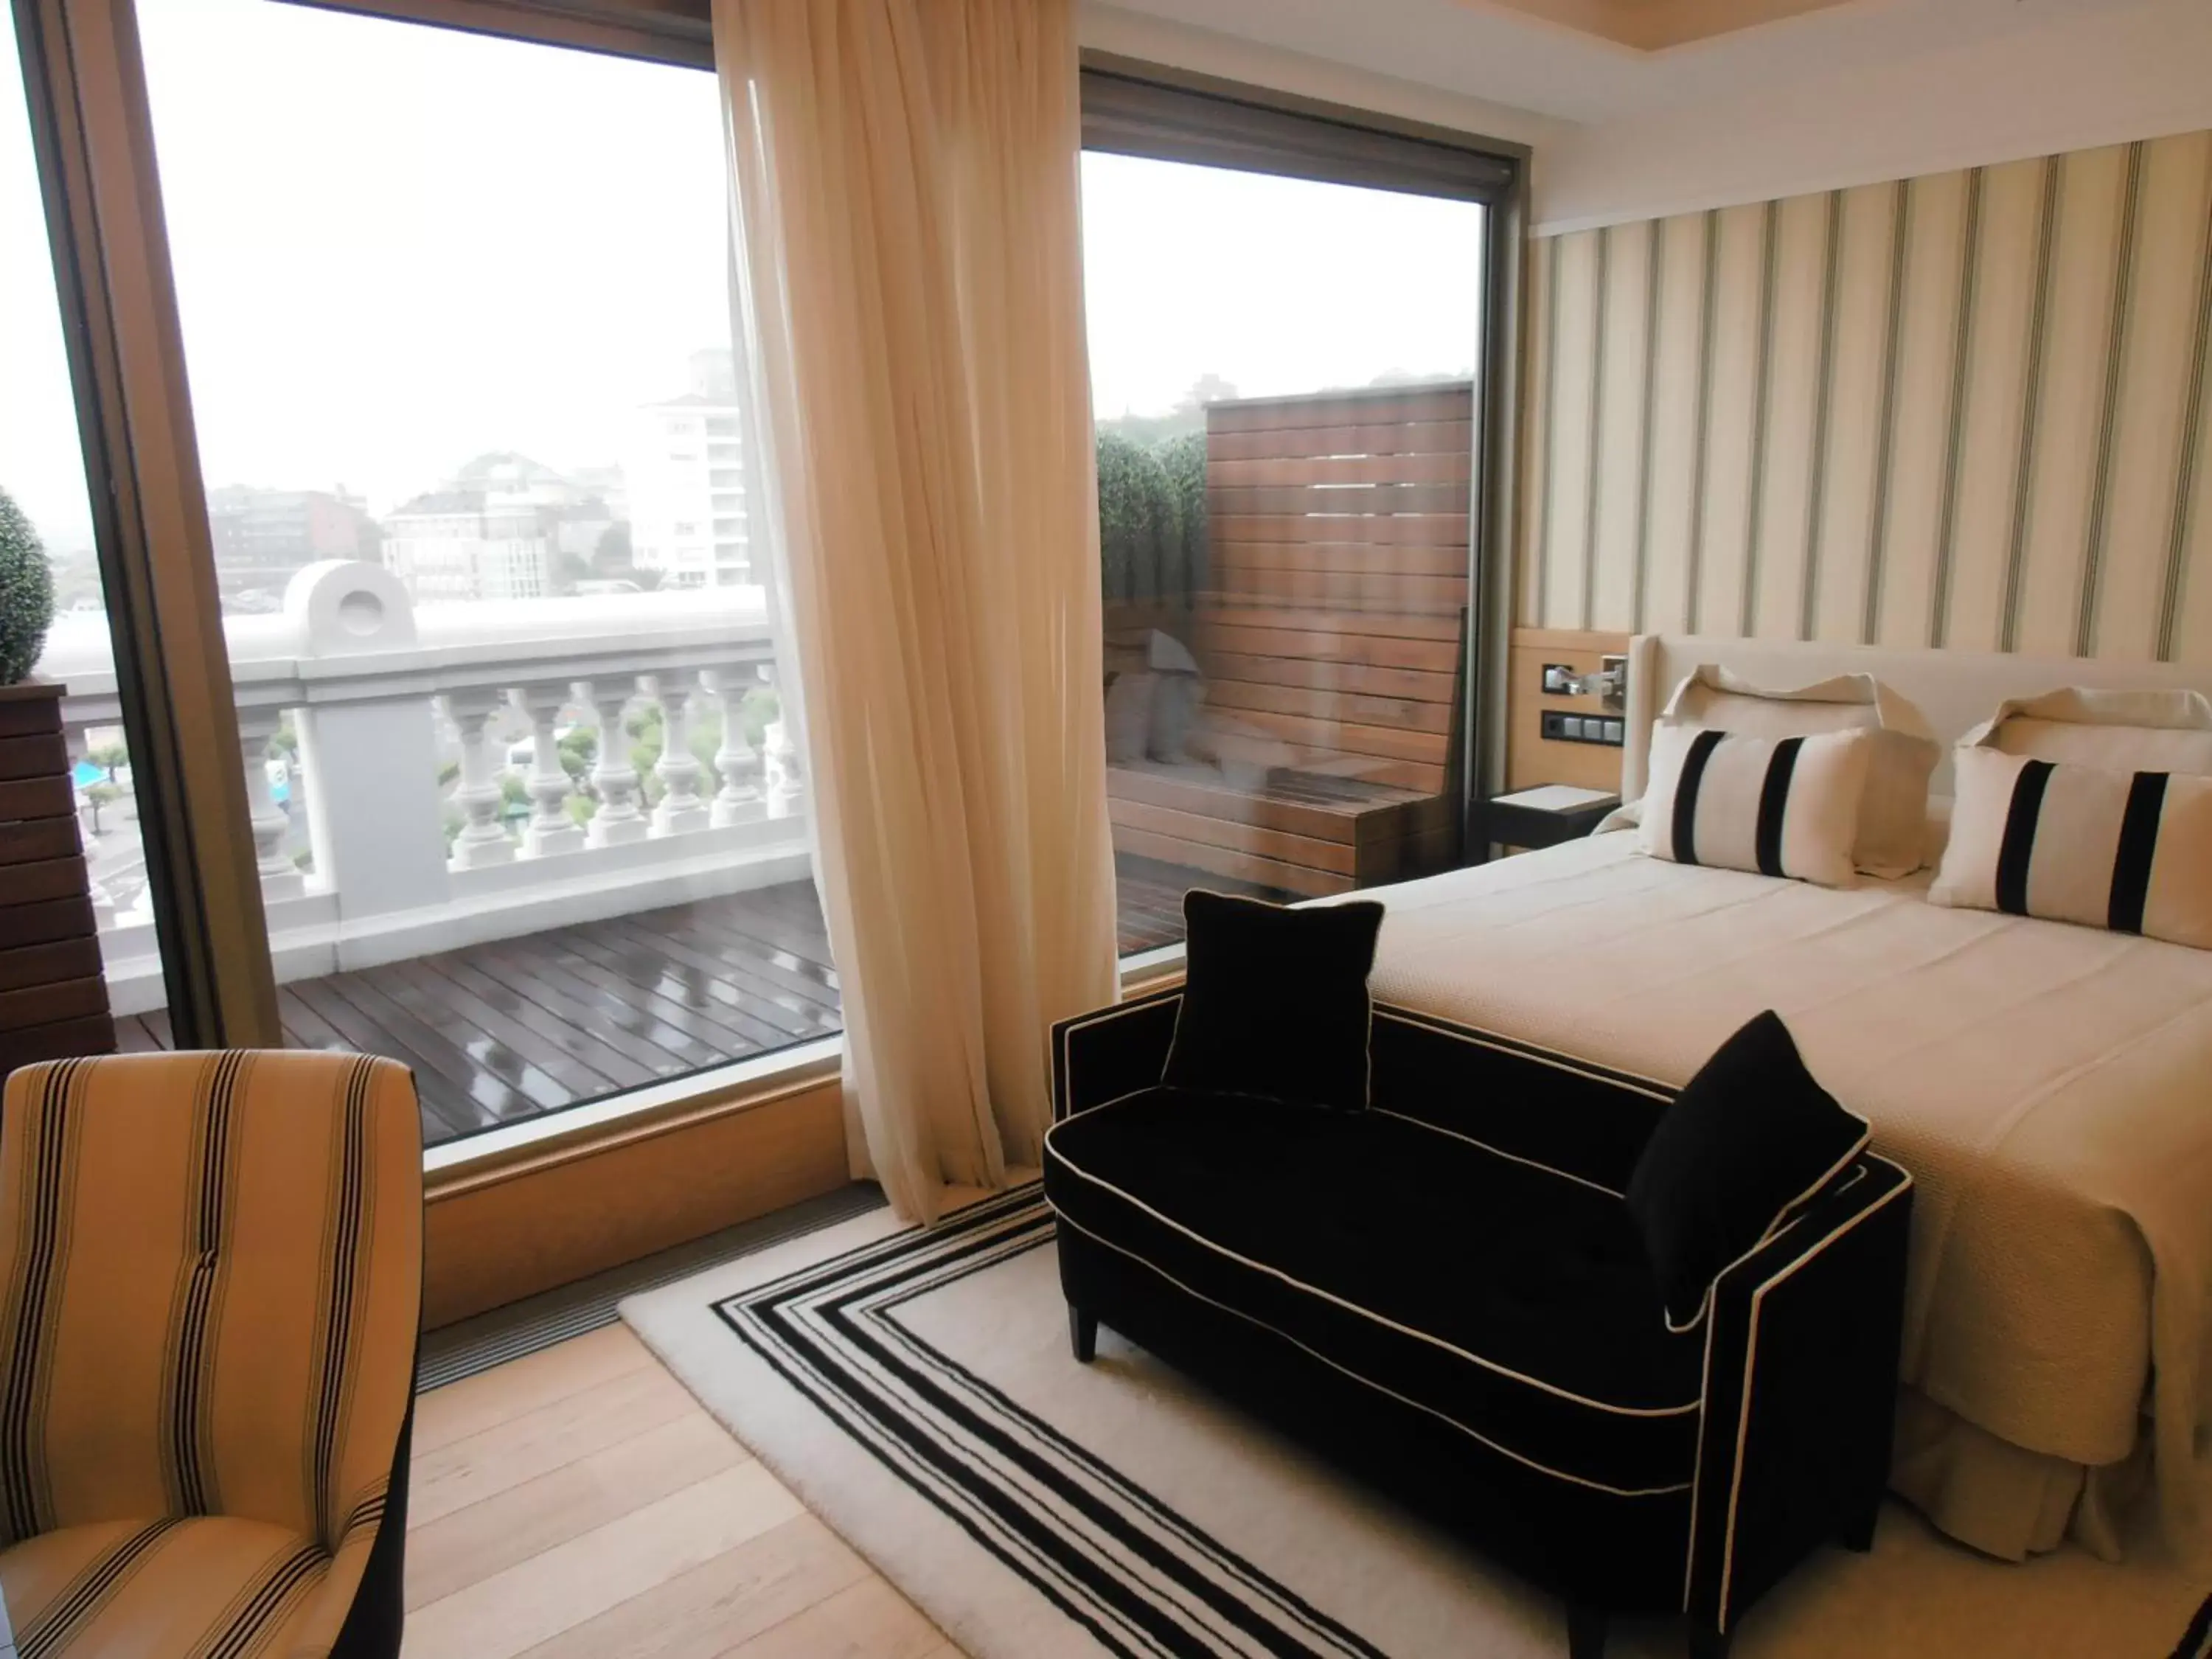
[1520,129,2212,663]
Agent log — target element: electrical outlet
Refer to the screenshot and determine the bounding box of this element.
[1541,664,1576,695]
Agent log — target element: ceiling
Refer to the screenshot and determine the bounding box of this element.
[1099,0,2138,125]
[1470,0,1850,52]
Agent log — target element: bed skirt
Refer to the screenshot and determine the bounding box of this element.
[1892,1388,2149,1562]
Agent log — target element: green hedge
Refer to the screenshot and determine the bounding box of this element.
[1154,430,1207,602]
[0,488,55,686]
[1097,431,1208,608]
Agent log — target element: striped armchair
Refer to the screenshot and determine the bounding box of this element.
[0,1052,422,1658]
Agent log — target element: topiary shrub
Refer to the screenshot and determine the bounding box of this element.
[1154,431,1208,607]
[1095,432,1170,604]
[0,487,57,686]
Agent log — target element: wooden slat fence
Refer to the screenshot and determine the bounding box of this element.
[1105,383,1475,898]
[1198,382,1473,796]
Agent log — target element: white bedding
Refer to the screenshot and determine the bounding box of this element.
[1357,831,2212,1552]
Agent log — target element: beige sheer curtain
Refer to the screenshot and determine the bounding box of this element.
[714,0,1119,1222]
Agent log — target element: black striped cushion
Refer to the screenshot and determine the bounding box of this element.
[1930,748,2212,947]
[1638,725,1870,889]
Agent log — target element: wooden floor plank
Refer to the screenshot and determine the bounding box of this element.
[723,1575,947,1659]
[510,1514,876,1659]
[406,1411,745,1609]
[414,1325,657,1455]
[406,1326,956,1659]
[402,1460,806,1659]
[411,1362,700,1528]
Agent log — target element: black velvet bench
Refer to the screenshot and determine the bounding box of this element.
[1040,987,1914,1659]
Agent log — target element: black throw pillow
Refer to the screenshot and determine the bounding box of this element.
[1161,890,1386,1113]
[1624,1010,1868,1331]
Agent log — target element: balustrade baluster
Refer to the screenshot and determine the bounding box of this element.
[650,674,712,836]
[63,722,119,926]
[762,662,804,818]
[237,706,309,898]
[704,664,763,827]
[442,692,515,870]
[509,684,585,858]
[576,680,650,847]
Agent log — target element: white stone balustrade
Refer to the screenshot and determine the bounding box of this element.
[37,560,809,1015]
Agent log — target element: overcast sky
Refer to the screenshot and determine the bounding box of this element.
[3,0,1484,557]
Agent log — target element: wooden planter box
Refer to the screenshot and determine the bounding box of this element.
[0,681,116,1076]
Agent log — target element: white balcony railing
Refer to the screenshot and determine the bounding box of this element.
[38,560,811,1015]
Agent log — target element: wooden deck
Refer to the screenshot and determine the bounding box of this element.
[114,861,1273,1149]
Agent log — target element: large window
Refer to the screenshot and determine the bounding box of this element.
[1079,85,1511,954]
[4,0,157,1049]
[66,0,839,1147]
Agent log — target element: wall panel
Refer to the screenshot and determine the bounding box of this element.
[1523,127,2212,667]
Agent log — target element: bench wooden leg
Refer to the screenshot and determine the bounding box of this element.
[1068,1307,1097,1364]
[1566,1605,1607,1659]
[1836,1500,1879,1553]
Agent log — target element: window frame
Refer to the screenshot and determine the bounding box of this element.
[12,1,1528,1179]
[1077,52,1529,866]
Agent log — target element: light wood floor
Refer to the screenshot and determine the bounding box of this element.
[402,1323,966,1659]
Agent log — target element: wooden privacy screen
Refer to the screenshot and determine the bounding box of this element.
[1106,383,1475,897]
[0,683,117,1074]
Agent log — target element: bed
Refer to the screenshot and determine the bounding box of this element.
[1351,633,2212,1564]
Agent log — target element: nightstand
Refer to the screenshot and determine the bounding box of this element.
[1479,785,1621,854]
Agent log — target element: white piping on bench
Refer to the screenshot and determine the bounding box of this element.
[1051,1206,1696,1501]
[1041,1110,1702,1420]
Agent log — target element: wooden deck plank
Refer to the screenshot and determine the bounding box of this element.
[364,959,643,1098]
[422,953,681,1088]
[597,919,838,1037]
[464,949,737,1074]
[541,932,792,1054]
[653,914,844,1013]
[113,867,1315,1148]
[283,978,498,1141]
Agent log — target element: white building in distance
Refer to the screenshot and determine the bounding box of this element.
[625,349,749,591]
[382,453,615,602]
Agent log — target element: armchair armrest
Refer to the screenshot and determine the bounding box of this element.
[1051,988,1182,1121]
[1685,1155,1914,1639]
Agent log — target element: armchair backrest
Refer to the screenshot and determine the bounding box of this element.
[0,1052,422,1553]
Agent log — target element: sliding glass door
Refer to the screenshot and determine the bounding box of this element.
[1079,70,1520,953]
[102,0,840,1147]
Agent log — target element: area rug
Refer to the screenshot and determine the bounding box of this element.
[623,1184,2212,1659]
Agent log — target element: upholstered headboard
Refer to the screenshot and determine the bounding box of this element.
[1620,635,2212,802]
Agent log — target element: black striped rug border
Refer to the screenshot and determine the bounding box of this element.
[709,1185,1391,1659]
[2173,1590,2212,1659]
[696,1186,2212,1659]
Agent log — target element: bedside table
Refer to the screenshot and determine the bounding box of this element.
[1479,785,1621,854]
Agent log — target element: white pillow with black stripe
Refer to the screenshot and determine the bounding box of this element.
[1930,747,2212,947]
[1638,724,1871,889]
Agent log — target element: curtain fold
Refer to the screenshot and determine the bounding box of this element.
[714,0,1119,1222]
